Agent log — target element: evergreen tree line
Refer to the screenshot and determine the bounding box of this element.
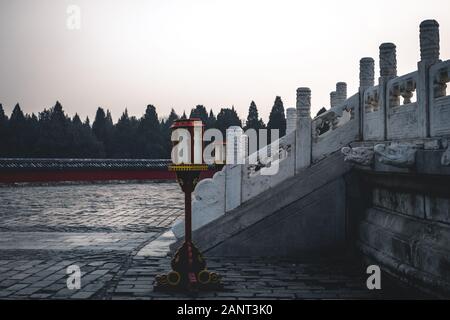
[0,96,287,159]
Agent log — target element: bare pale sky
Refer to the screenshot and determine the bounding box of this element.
[1,0,450,122]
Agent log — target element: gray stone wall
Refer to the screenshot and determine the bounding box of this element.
[347,148,450,296]
[207,178,347,258]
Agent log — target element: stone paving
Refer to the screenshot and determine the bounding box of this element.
[0,181,429,300]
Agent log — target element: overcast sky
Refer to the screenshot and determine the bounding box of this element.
[1,0,450,122]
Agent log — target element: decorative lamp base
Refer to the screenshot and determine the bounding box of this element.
[154,166,222,293]
[154,241,222,292]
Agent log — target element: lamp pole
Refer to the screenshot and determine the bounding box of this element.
[185,185,192,244]
[154,119,221,293]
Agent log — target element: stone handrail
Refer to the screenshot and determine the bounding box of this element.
[386,71,420,139]
[430,60,450,137]
[312,93,360,162]
[242,131,296,203]
[173,19,450,239]
[363,85,382,140]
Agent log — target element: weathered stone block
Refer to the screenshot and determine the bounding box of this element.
[372,188,425,219]
[225,164,242,212]
[425,196,450,224]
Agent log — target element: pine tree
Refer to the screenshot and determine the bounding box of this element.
[245,101,263,131]
[51,101,70,156]
[258,118,266,129]
[92,107,113,157]
[216,107,242,137]
[69,113,103,158]
[84,116,91,128]
[161,109,179,158]
[92,107,106,140]
[8,104,28,157]
[0,104,9,156]
[34,101,72,157]
[164,109,179,130]
[189,105,208,124]
[10,104,25,122]
[73,114,82,126]
[0,104,7,123]
[69,114,83,157]
[136,105,164,158]
[112,109,137,158]
[24,113,39,156]
[267,96,286,137]
[206,109,217,129]
[106,110,114,126]
[128,115,140,158]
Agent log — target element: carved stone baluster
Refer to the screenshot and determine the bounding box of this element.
[312,118,321,139]
[372,91,379,112]
[296,87,312,172]
[348,107,355,120]
[434,70,448,98]
[390,85,401,107]
[286,108,297,134]
[364,94,372,113]
[331,113,340,130]
[401,88,413,104]
[401,80,416,104]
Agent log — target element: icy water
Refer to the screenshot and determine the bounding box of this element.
[0,181,184,233]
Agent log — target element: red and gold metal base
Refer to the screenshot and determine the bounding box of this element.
[154,165,222,292]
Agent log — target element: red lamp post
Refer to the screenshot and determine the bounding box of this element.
[154,118,221,292]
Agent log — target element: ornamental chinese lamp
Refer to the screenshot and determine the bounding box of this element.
[154,118,221,292]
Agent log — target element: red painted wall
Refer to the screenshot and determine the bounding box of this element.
[0,170,216,183]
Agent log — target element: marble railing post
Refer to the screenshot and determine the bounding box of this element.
[330,83,347,108]
[225,126,244,212]
[286,108,297,134]
[336,82,347,105]
[420,20,440,65]
[380,43,397,79]
[359,57,375,139]
[330,91,338,108]
[379,43,397,140]
[418,20,440,137]
[360,58,375,88]
[226,126,245,165]
[295,88,312,173]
